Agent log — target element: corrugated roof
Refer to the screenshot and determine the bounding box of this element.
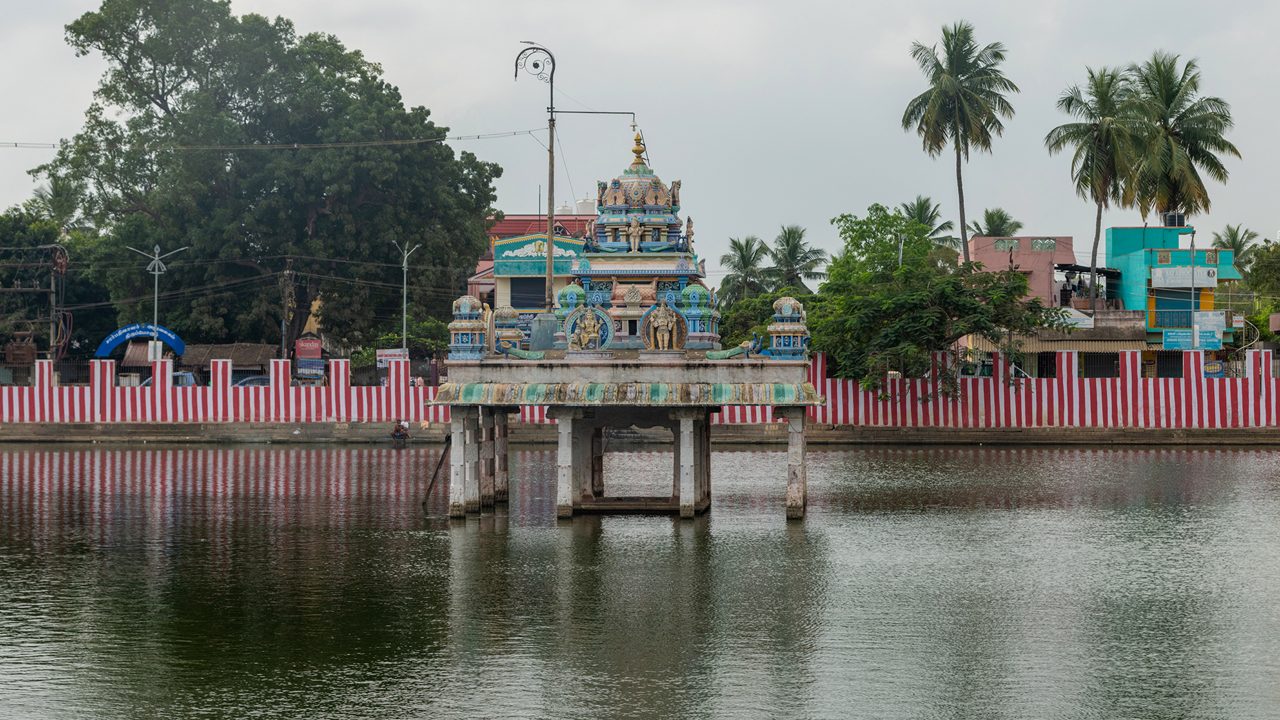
[121,341,151,367]
[966,335,1149,352]
[179,343,278,367]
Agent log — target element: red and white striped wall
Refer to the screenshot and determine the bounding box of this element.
[1,351,1276,430]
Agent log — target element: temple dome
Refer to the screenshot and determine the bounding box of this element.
[600,133,677,210]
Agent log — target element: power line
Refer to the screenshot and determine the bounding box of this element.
[0,128,543,153]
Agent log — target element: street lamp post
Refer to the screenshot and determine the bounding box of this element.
[126,244,188,360]
[515,42,557,311]
[393,240,422,351]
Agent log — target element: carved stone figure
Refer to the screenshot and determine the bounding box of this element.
[684,216,695,252]
[649,301,679,350]
[626,217,644,252]
[670,180,681,208]
[596,181,606,208]
[569,309,602,350]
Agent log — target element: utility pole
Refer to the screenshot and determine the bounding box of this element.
[1190,231,1198,351]
[279,259,294,359]
[393,240,422,350]
[126,244,188,360]
[515,42,557,311]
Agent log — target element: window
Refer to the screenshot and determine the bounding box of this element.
[1031,238,1056,252]
[993,238,1018,252]
[1080,352,1121,378]
[509,277,546,309]
[1036,352,1057,378]
[1155,351,1183,378]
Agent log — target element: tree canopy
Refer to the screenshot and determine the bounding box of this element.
[34,0,501,348]
[809,204,1065,389]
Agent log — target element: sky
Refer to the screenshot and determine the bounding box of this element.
[2,0,1278,284]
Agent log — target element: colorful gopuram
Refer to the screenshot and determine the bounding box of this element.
[436,134,820,520]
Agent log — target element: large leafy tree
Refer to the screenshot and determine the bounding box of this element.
[812,204,1065,389]
[1126,52,1239,218]
[717,235,770,306]
[767,225,827,294]
[1045,66,1134,310]
[899,195,957,249]
[1212,224,1260,272]
[967,208,1023,237]
[902,21,1019,263]
[36,0,501,348]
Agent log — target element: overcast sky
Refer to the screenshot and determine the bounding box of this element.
[3,0,1277,283]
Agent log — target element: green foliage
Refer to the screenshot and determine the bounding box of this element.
[968,208,1023,237]
[767,225,827,294]
[1126,52,1239,217]
[809,204,1066,390]
[902,20,1019,261]
[1212,224,1260,272]
[719,287,813,349]
[717,235,770,306]
[349,316,449,367]
[899,195,957,249]
[35,0,500,348]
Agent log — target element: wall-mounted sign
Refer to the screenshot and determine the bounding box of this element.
[296,358,325,378]
[376,348,409,368]
[94,324,185,358]
[1163,328,1222,351]
[1193,311,1226,331]
[1151,266,1218,288]
[295,336,322,359]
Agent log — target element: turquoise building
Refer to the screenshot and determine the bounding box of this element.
[1105,225,1243,348]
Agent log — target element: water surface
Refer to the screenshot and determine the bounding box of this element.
[1,444,1279,719]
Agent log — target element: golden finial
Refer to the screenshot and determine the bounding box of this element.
[631,132,646,165]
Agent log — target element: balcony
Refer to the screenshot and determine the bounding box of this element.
[1152,310,1192,328]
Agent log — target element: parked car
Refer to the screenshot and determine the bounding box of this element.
[141,371,198,387]
[233,375,271,387]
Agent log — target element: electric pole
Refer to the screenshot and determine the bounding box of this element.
[279,259,295,359]
[126,244,188,360]
[393,241,421,350]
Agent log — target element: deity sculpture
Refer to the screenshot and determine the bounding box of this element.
[569,309,602,350]
[670,180,681,208]
[649,300,679,350]
[684,217,695,252]
[626,217,644,252]
[596,181,607,208]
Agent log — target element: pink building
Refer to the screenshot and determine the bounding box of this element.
[968,236,1076,306]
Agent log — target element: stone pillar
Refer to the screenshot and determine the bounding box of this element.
[675,410,697,518]
[549,407,581,518]
[671,421,681,500]
[464,408,481,514]
[573,418,593,502]
[780,407,807,519]
[698,412,712,507]
[447,407,473,518]
[591,426,605,498]
[494,410,510,503]
[479,408,495,509]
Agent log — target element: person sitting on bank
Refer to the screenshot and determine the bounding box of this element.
[390,421,409,441]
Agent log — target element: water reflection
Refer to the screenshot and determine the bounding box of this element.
[1,445,1279,718]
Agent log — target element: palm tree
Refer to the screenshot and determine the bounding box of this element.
[967,208,1023,237]
[899,195,958,249]
[902,21,1019,263]
[767,225,827,294]
[1045,66,1134,309]
[1212,224,1259,272]
[718,235,770,305]
[28,176,87,234]
[1126,52,1240,218]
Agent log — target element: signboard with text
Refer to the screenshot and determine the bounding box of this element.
[1163,328,1222,350]
[1151,266,1218,288]
[295,336,322,359]
[376,348,409,368]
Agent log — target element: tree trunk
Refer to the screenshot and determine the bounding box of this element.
[955,143,970,264]
[1090,200,1102,311]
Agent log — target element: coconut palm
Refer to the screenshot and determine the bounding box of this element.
[899,195,958,249]
[718,235,770,305]
[902,21,1019,263]
[1212,224,1259,272]
[28,176,87,234]
[967,208,1023,237]
[767,225,827,294]
[1045,66,1135,309]
[1126,52,1240,218]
